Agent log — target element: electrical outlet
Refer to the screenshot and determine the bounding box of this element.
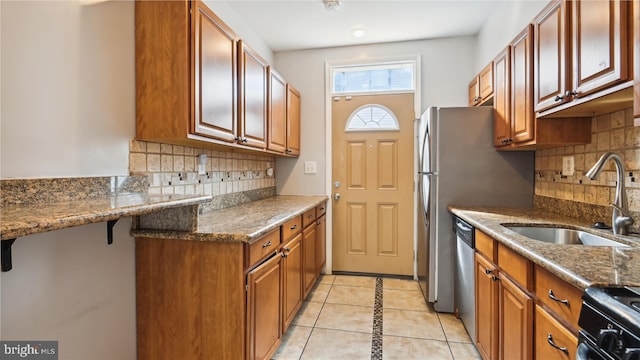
[304,161,317,174]
[562,156,574,176]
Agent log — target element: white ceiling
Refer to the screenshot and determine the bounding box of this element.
[225,0,501,52]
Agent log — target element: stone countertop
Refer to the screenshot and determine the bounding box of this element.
[132,195,328,243]
[449,206,640,290]
[0,193,212,240]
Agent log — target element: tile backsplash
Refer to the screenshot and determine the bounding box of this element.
[129,140,276,197]
[535,108,640,230]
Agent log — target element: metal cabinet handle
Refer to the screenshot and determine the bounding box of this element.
[491,275,500,282]
[290,224,298,230]
[547,334,568,355]
[548,289,570,306]
[308,214,314,218]
[316,221,321,225]
[281,252,288,258]
[262,240,272,248]
[554,94,565,101]
[485,269,494,275]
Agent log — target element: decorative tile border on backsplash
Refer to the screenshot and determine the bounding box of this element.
[535,108,640,215]
[128,140,276,198]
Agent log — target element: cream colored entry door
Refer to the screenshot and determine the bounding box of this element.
[332,93,414,276]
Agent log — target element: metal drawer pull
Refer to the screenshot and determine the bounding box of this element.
[485,269,494,275]
[308,214,314,218]
[262,240,272,248]
[547,334,568,355]
[290,224,298,230]
[548,290,570,306]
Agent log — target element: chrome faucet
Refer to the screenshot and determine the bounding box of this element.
[585,152,634,235]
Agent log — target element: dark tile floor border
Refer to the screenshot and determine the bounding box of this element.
[371,277,383,359]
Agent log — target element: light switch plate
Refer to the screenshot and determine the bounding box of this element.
[304,161,317,174]
[562,156,574,176]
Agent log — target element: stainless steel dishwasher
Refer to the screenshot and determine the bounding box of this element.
[454,216,476,343]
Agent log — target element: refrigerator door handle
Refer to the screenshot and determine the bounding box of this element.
[418,171,438,176]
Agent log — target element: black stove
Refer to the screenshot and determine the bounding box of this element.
[578,287,640,360]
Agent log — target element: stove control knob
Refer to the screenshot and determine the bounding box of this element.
[622,348,640,360]
[597,329,619,351]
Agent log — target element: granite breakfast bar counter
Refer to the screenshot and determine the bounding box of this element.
[449,206,640,290]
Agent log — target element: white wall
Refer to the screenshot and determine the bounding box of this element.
[1,2,137,359]
[475,0,548,72]
[274,36,477,196]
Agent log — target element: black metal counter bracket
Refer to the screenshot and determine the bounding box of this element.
[107,219,118,245]
[2,238,17,272]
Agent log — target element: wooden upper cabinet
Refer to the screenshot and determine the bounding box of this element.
[534,0,570,112]
[238,40,268,149]
[469,62,494,106]
[572,0,629,96]
[268,69,287,153]
[192,1,238,142]
[533,0,632,115]
[493,47,511,147]
[285,85,301,156]
[510,25,535,145]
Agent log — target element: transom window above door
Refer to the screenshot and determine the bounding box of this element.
[332,61,415,94]
[345,104,399,132]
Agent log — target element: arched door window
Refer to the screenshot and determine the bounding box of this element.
[345,104,400,132]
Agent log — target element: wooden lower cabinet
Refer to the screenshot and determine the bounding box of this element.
[282,233,303,332]
[247,254,282,360]
[315,214,326,274]
[499,275,533,360]
[534,305,578,360]
[474,230,580,360]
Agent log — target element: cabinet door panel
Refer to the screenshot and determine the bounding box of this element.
[282,234,303,332]
[469,76,480,106]
[268,69,287,153]
[493,47,511,147]
[479,62,494,102]
[315,215,326,274]
[193,3,237,142]
[634,0,639,119]
[534,0,569,112]
[573,0,629,96]
[510,25,535,144]
[239,40,268,149]
[247,254,282,360]
[499,275,533,360]
[303,223,317,298]
[286,85,301,156]
[475,253,498,360]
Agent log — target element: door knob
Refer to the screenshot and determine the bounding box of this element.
[333,193,341,201]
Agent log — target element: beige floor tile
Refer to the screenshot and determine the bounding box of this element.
[315,303,374,333]
[292,301,324,327]
[449,342,482,360]
[383,308,446,341]
[333,275,377,287]
[318,274,336,285]
[325,285,375,307]
[382,336,453,360]
[438,313,473,343]
[307,284,331,303]
[383,278,420,291]
[383,288,430,311]
[301,328,372,360]
[272,325,312,360]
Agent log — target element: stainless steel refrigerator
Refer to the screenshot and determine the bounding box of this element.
[416,106,534,332]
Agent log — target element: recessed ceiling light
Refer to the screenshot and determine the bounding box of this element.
[323,0,341,11]
[351,27,367,38]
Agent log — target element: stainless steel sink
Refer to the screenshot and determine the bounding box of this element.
[505,226,630,247]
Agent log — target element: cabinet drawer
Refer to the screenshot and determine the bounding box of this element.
[248,228,281,268]
[534,265,582,331]
[475,230,496,262]
[316,203,327,218]
[302,208,316,228]
[498,243,532,291]
[282,216,302,242]
[534,305,577,360]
